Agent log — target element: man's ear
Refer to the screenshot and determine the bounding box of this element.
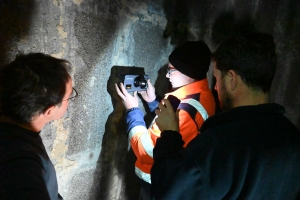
[43,105,55,119]
[227,70,238,90]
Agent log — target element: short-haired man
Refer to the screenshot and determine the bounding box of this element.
[115,41,215,199]
[0,53,78,199]
[151,32,300,199]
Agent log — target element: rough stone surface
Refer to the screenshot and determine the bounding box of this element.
[0,0,300,199]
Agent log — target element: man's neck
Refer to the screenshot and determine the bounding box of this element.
[0,116,44,132]
[233,89,270,108]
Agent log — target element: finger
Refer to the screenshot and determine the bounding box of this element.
[161,99,174,112]
[139,91,147,98]
[155,108,160,115]
[148,79,154,87]
[162,99,172,109]
[157,102,165,111]
[133,91,138,98]
[115,83,125,99]
[119,83,129,95]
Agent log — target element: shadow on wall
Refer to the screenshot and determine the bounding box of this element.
[163,0,189,46]
[0,0,36,67]
[91,66,151,200]
[273,0,300,114]
[154,64,171,96]
[210,12,257,49]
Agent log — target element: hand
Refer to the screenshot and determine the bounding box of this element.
[139,79,156,102]
[115,83,138,110]
[155,99,179,132]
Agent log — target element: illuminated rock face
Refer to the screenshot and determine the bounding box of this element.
[0,0,299,199]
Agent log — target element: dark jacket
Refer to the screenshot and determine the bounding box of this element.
[151,103,300,200]
[0,122,62,200]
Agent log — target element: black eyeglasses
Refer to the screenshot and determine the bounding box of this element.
[167,68,177,76]
[63,88,78,101]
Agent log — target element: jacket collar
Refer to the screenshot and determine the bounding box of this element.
[165,78,209,100]
[200,103,285,132]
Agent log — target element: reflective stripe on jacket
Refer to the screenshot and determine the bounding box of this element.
[127,78,215,183]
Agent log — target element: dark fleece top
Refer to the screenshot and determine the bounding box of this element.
[0,122,62,200]
[151,103,300,200]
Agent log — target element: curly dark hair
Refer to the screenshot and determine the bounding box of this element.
[213,32,277,93]
[0,53,71,123]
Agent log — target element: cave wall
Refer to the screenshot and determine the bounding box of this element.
[0,0,299,199]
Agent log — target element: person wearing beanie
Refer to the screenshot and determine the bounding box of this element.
[115,41,216,200]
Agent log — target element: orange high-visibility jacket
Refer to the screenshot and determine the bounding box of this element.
[126,78,215,184]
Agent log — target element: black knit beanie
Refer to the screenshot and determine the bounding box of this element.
[168,41,211,80]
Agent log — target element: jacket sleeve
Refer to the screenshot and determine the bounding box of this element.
[126,107,147,132]
[126,107,154,166]
[146,99,160,113]
[151,131,202,200]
